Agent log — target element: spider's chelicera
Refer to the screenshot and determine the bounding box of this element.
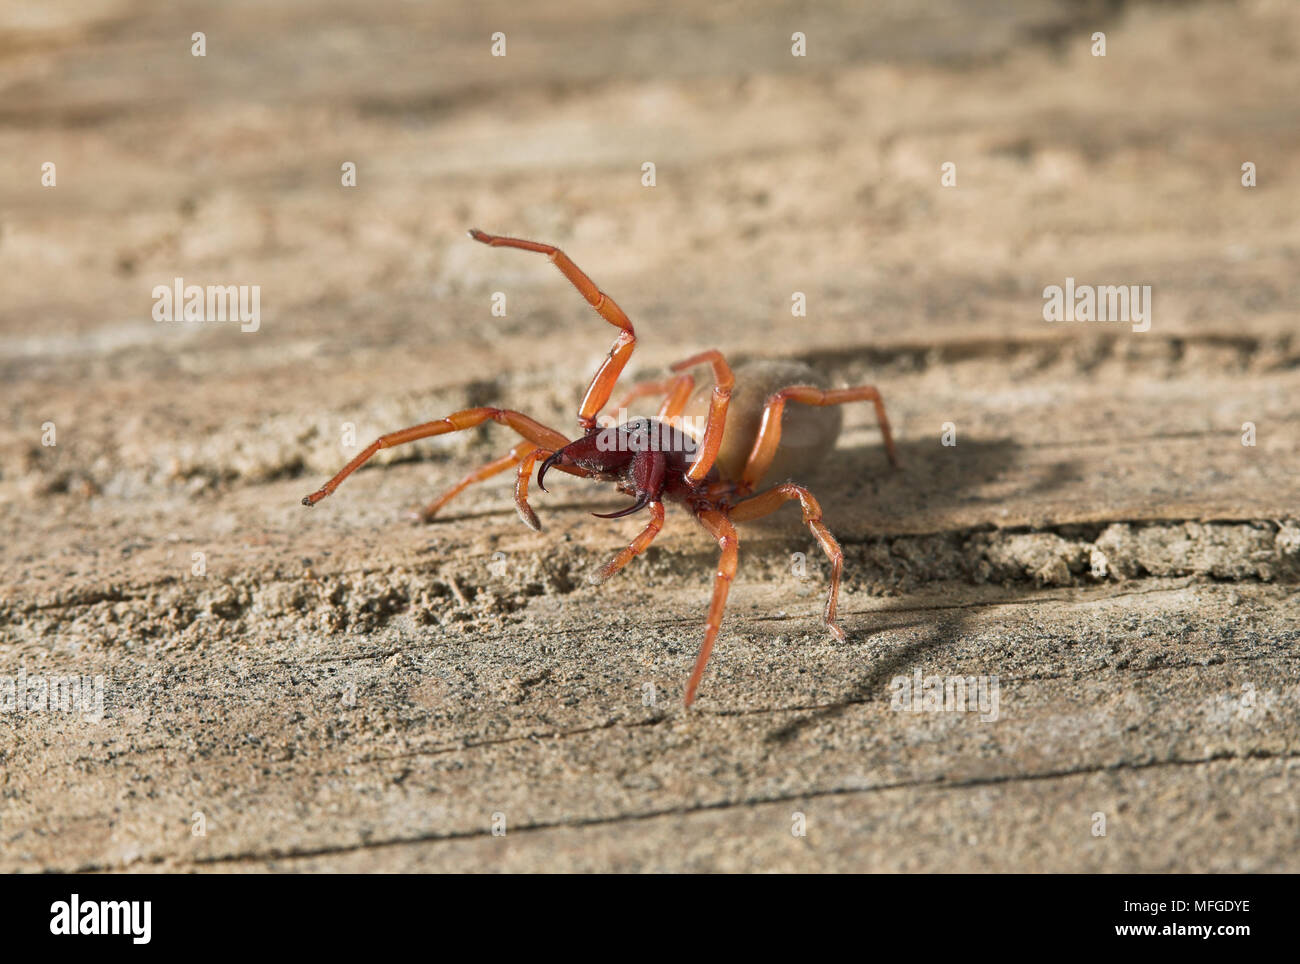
[303,230,899,707]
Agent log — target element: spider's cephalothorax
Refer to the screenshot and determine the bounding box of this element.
[302,230,898,707]
[537,417,714,519]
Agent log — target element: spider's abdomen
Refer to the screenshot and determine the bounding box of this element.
[680,359,842,484]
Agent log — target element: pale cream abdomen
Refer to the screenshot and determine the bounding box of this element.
[678,359,842,485]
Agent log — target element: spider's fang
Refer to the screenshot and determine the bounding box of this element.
[536,451,564,493]
[591,494,648,520]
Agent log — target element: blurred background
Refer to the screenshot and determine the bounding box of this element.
[3,0,1296,513]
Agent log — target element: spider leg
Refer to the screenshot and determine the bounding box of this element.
[610,347,746,429]
[730,483,846,641]
[514,446,590,532]
[656,375,696,419]
[408,440,590,528]
[612,375,695,421]
[668,350,735,483]
[739,384,898,491]
[684,507,740,708]
[591,501,666,584]
[469,230,636,432]
[613,378,673,411]
[411,439,534,524]
[301,407,570,508]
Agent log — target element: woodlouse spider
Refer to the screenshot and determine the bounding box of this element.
[302,230,898,707]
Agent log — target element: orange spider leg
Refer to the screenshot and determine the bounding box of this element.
[612,374,695,421]
[656,375,696,420]
[412,439,537,523]
[612,379,673,412]
[669,350,735,483]
[512,446,595,532]
[740,384,898,491]
[413,439,592,528]
[302,408,570,507]
[730,483,846,641]
[591,501,666,584]
[469,230,636,431]
[684,507,740,708]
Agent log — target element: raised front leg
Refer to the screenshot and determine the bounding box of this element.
[469,230,637,432]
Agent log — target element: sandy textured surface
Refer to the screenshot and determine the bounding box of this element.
[1,0,1298,872]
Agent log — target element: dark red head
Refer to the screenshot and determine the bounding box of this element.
[538,418,705,518]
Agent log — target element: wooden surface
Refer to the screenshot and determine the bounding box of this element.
[1,0,1298,872]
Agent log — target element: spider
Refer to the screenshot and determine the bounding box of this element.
[302,230,898,707]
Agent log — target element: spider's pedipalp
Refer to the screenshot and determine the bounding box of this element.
[513,448,549,531]
[410,439,536,524]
